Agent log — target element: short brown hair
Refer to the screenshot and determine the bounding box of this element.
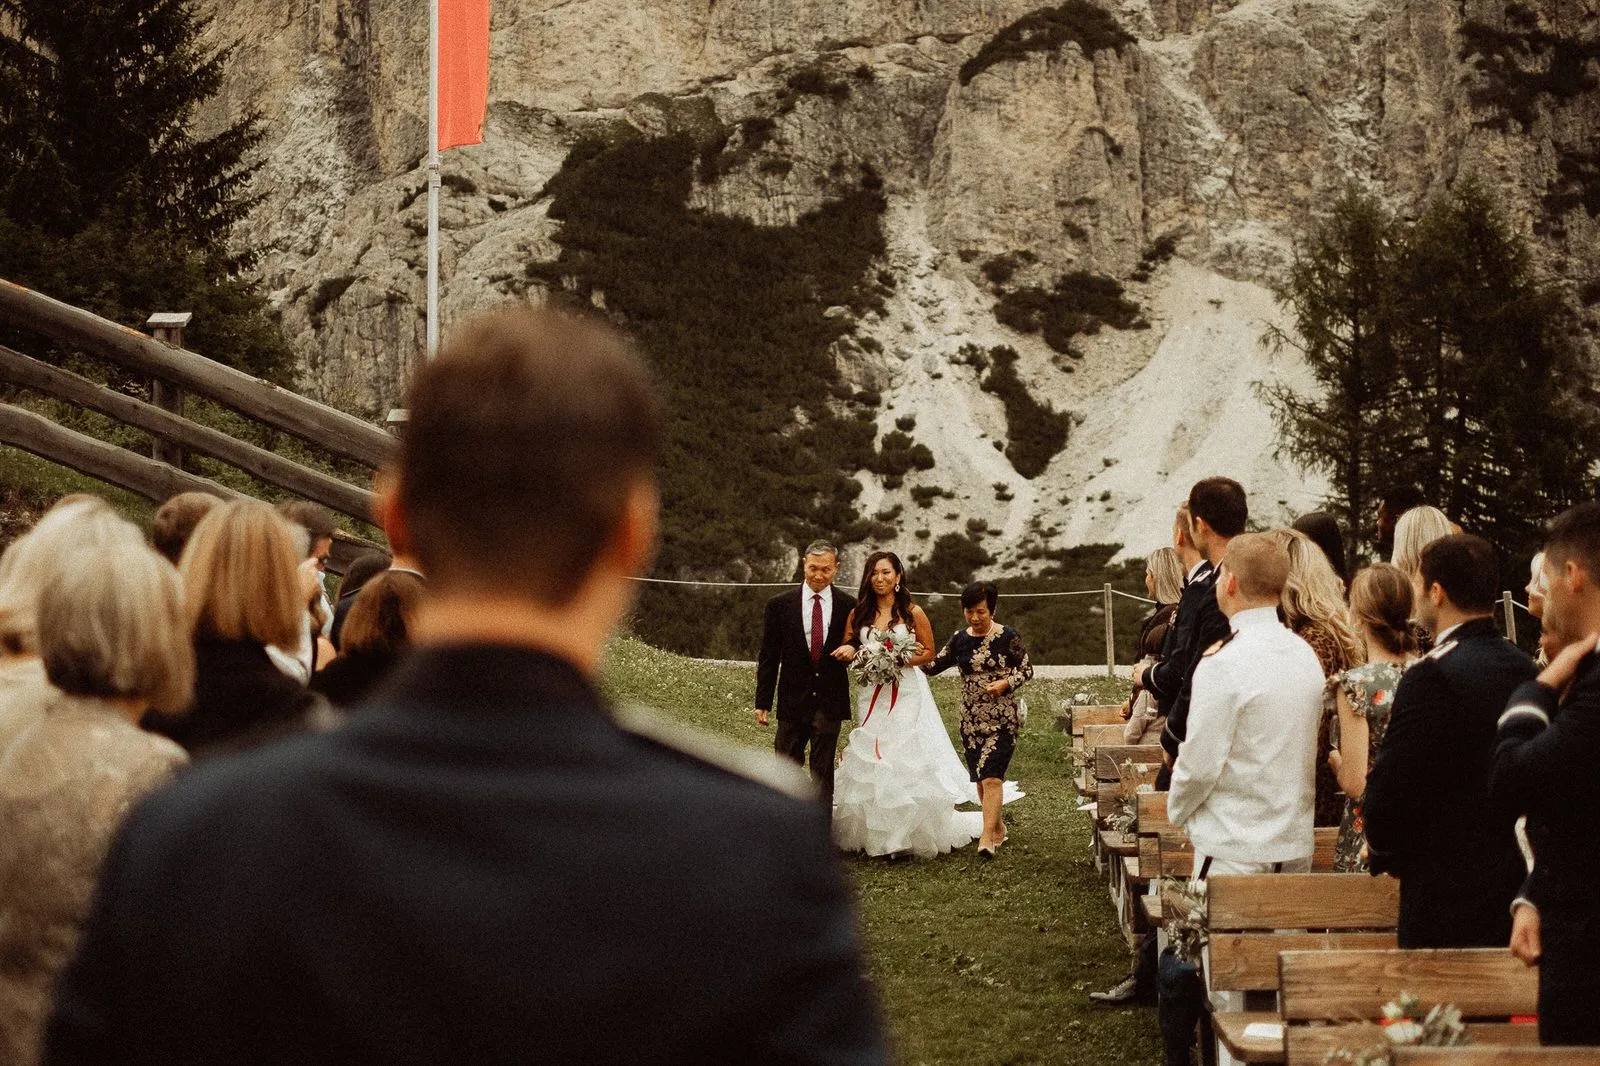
[1189,477,1248,538]
[152,492,221,565]
[398,307,662,602]
[179,500,306,649]
[1418,533,1499,614]
[39,540,194,712]
[1222,532,1290,601]
[341,570,426,655]
[276,500,337,557]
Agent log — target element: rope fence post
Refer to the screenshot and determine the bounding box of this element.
[1502,590,1518,645]
[1103,582,1114,677]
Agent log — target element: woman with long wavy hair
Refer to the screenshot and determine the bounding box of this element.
[830,551,1002,858]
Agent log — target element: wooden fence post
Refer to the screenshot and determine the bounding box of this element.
[146,312,191,470]
[1103,582,1115,677]
[1502,590,1518,645]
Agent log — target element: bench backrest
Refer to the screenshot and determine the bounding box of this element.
[1071,705,1125,740]
[1154,828,1343,880]
[1280,949,1539,1065]
[1136,791,1170,836]
[1094,745,1163,783]
[1394,1050,1600,1065]
[1203,873,1400,994]
[1080,723,1125,753]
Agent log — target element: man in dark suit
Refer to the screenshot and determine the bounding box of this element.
[1142,479,1245,791]
[1364,533,1534,949]
[1492,502,1600,1045]
[755,541,856,805]
[45,309,888,1066]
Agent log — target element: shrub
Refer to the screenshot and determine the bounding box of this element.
[785,63,852,101]
[982,253,1021,286]
[980,345,1072,478]
[896,415,916,431]
[994,271,1144,354]
[959,2,1135,86]
[911,485,946,508]
[907,533,994,591]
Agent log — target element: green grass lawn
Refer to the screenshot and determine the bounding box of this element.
[601,638,1162,1065]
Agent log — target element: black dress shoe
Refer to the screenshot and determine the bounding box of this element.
[977,844,996,859]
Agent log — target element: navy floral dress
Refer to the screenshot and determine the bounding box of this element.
[925,625,1033,782]
[1331,660,1406,872]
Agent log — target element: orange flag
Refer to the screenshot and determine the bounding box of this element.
[438,0,490,150]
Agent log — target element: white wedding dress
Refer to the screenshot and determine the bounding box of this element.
[833,624,1020,858]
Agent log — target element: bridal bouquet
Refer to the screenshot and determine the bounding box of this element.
[851,630,924,688]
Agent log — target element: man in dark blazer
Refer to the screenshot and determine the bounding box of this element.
[1364,533,1535,949]
[755,542,856,805]
[1492,502,1600,1045]
[45,309,887,1066]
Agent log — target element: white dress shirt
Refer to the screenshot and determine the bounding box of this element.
[800,584,834,646]
[1168,606,1326,863]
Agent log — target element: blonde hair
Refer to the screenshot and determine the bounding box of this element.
[1275,528,1366,667]
[1391,505,1453,578]
[179,500,305,649]
[1146,547,1184,605]
[0,497,146,655]
[1350,563,1419,657]
[37,540,194,713]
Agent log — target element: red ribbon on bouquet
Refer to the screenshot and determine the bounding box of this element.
[862,681,899,760]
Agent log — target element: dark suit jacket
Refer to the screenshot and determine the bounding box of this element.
[1492,652,1600,913]
[1364,617,1535,948]
[47,645,887,1066]
[755,586,857,723]
[1150,562,1229,761]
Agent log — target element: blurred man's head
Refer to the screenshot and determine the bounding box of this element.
[277,501,337,572]
[1216,532,1289,619]
[151,492,220,566]
[1540,503,1600,652]
[386,308,662,657]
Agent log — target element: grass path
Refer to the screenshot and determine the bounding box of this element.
[602,638,1162,1065]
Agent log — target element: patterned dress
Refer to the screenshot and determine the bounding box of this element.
[1330,660,1406,872]
[1296,620,1357,828]
[924,625,1033,781]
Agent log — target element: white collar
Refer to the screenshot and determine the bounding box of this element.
[1434,622,1463,645]
[801,584,828,599]
[1230,606,1281,631]
[1186,559,1210,582]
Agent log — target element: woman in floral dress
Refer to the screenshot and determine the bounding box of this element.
[924,581,1032,857]
[1328,563,1418,871]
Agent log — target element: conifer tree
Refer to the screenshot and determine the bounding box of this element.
[0,0,289,379]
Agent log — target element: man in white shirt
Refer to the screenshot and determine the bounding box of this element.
[1169,532,1325,876]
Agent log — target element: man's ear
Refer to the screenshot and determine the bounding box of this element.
[1428,581,1447,609]
[1566,558,1586,596]
[373,468,411,560]
[606,477,660,579]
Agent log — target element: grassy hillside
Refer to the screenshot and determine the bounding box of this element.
[601,638,1159,1065]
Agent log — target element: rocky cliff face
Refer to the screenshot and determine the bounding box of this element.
[198,0,1600,566]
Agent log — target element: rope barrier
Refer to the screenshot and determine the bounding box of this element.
[627,575,1152,602]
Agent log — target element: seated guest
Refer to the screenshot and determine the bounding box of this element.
[312,570,425,708]
[0,498,146,756]
[46,307,886,1065]
[1123,547,1183,745]
[0,538,191,1066]
[1327,563,1418,872]
[1276,528,1365,827]
[149,501,335,759]
[924,581,1033,856]
[149,492,219,565]
[329,551,393,650]
[1169,533,1325,876]
[1363,534,1534,948]
[1493,503,1600,1045]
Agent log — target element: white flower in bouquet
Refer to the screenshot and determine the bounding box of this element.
[851,630,923,688]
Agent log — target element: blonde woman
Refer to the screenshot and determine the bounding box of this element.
[1123,547,1184,744]
[0,538,191,1066]
[0,496,147,756]
[1391,505,1453,580]
[1274,528,1366,826]
[1327,564,1418,871]
[152,500,335,758]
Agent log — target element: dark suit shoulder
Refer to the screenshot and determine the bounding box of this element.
[765,587,800,611]
[611,703,815,803]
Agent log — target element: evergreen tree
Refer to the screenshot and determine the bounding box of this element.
[0,0,289,380]
[1259,188,1402,554]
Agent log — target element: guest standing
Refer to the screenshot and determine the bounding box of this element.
[46,307,886,1065]
[1363,534,1535,948]
[754,541,856,805]
[1291,511,1349,587]
[312,570,425,708]
[0,538,191,1066]
[329,550,393,650]
[925,581,1033,855]
[1493,503,1600,1045]
[1123,548,1183,745]
[1327,563,1417,872]
[149,501,334,759]
[149,492,219,565]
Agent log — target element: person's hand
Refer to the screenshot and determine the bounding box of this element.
[1511,902,1542,966]
[1327,748,1343,775]
[755,709,770,727]
[1537,632,1598,694]
[984,679,1009,696]
[832,645,857,662]
[1119,699,1133,721]
[297,557,321,603]
[1132,662,1147,687]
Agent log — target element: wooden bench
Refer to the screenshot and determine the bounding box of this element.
[1395,1050,1600,1065]
[1207,874,1401,1065]
[1279,949,1539,1065]
[1064,703,1126,739]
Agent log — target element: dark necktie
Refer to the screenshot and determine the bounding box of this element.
[810,593,824,664]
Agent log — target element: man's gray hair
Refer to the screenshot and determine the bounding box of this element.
[802,540,839,561]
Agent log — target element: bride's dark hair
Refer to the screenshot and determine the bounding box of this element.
[850,551,915,636]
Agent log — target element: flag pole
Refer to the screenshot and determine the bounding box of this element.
[425,0,441,361]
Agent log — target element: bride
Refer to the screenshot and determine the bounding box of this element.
[831,552,992,858]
